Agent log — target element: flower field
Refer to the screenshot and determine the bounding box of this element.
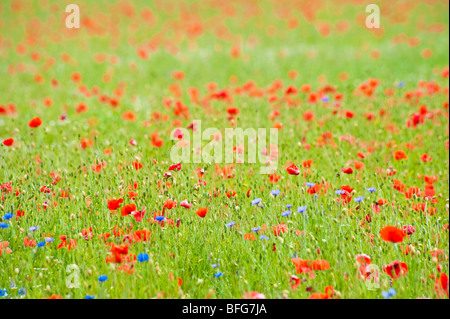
[0,0,449,299]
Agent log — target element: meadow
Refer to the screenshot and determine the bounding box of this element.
[0,0,449,299]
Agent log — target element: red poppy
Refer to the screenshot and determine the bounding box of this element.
[286,163,300,175]
[121,203,137,216]
[108,198,124,211]
[435,273,449,299]
[394,150,408,160]
[383,261,408,279]
[341,167,353,174]
[380,225,406,243]
[420,153,432,162]
[28,116,42,128]
[195,207,208,218]
[2,138,14,146]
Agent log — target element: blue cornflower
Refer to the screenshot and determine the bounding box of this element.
[37,242,46,248]
[270,190,281,197]
[297,206,307,213]
[0,289,7,297]
[367,187,377,192]
[214,272,223,278]
[155,216,165,222]
[282,210,292,217]
[354,196,364,203]
[286,204,293,209]
[0,223,9,229]
[2,213,13,220]
[306,183,316,187]
[251,198,262,206]
[335,190,345,195]
[85,295,95,299]
[137,253,149,262]
[397,81,405,88]
[321,96,330,102]
[382,288,396,299]
[45,237,54,243]
[98,275,108,282]
[28,226,39,232]
[260,235,269,240]
[212,263,220,268]
[225,221,235,227]
[251,226,261,232]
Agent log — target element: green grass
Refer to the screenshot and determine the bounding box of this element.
[0,0,448,299]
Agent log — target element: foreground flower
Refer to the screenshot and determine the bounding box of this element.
[28,117,42,128]
[195,207,208,218]
[380,225,406,243]
[434,273,449,299]
[2,138,14,146]
[383,261,408,279]
[286,163,300,175]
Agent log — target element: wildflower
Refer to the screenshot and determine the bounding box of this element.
[225,221,235,227]
[195,207,208,218]
[137,253,149,262]
[98,275,108,282]
[251,226,261,232]
[180,199,191,209]
[251,198,262,206]
[434,273,449,299]
[286,163,300,175]
[282,210,292,217]
[367,187,377,192]
[383,261,408,279]
[380,226,406,243]
[271,189,281,196]
[2,138,14,146]
[214,272,223,278]
[297,206,307,213]
[354,196,364,203]
[28,117,42,128]
[2,213,13,220]
[382,288,396,299]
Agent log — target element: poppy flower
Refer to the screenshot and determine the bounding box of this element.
[420,153,432,162]
[394,150,408,160]
[244,233,256,240]
[341,167,353,174]
[180,199,191,209]
[2,138,14,146]
[168,163,181,171]
[195,207,208,218]
[286,163,300,175]
[383,261,408,279]
[107,198,123,211]
[380,225,406,243]
[132,162,143,170]
[308,259,330,271]
[28,117,42,128]
[435,273,449,299]
[121,203,137,216]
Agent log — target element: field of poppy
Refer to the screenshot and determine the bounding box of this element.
[0,0,449,300]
